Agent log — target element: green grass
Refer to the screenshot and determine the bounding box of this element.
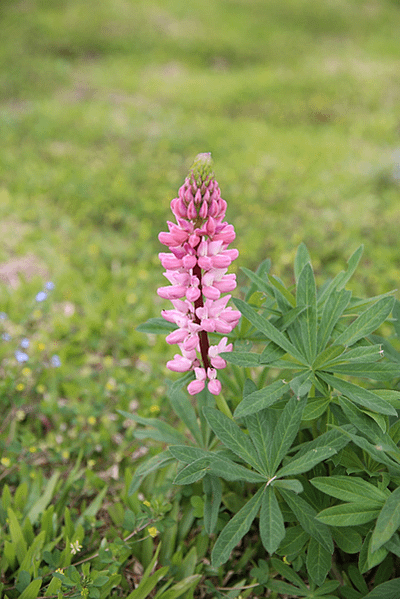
[0,0,400,595]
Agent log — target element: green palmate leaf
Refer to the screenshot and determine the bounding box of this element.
[232,297,308,364]
[268,274,296,308]
[136,317,176,334]
[203,474,222,535]
[331,527,362,554]
[220,351,260,367]
[312,344,346,370]
[302,397,330,421]
[318,372,397,416]
[207,454,267,483]
[306,537,332,586]
[279,489,334,554]
[317,289,352,352]
[233,379,290,419]
[325,344,384,365]
[295,263,317,363]
[245,410,274,474]
[363,578,400,599]
[276,446,337,478]
[174,457,211,485]
[167,382,203,446]
[269,395,307,475]
[259,486,285,555]
[334,296,395,348]
[211,487,264,568]
[203,407,263,472]
[316,503,381,526]
[241,266,275,297]
[371,487,400,553]
[273,478,304,494]
[276,525,309,557]
[294,243,312,284]
[328,362,399,381]
[270,557,308,590]
[310,476,389,505]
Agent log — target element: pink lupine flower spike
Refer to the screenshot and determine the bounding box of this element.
[157,153,240,395]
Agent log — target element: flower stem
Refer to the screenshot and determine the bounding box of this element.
[193,261,210,371]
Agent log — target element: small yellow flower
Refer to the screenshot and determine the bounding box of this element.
[55,568,64,575]
[36,384,46,393]
[33,309,42,320]
[1,457,11,468]
[103,356,114,367]
[16,383,25,391]
[87,416,96,426]
[61,450,70,460]
[106,378,117,391]
[22,367,31,377]
[29,446,37,453]
[37,342,46,351]
[150,405,160,414]
[16,410,26,421]
[147,526,159,538]
[143,500,151,507]
[70,540,82,555]
[87,459,95,469]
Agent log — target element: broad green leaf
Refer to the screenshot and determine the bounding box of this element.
[295,263,317,363]
[328,362,399,381]
[302,397,330,421]
[269,395,307,475]
[316,503,381,526]
[294,243,312,284]
[203,407,263,472]
[268,274,296,307]
[374,389,400,409]
[240,266,275,297]
[371,487,400,553]
[272,479,304,494]
[279,489,334,553]
[325,344,384,365]
[276,446,337,478]
[312,344,346,370]
[203,474,222,535]
[384,532,400,557]
[174,457,211,485]
[26,472,60,525]
[211,487,263,567]
[18,579,42,599]
[276,525,309,557]
[310,476,388,504]
[306,537,331,586]
[270,557,308,589]
[207,455,266,483]
[220,351,260,367]
[359,530,388,573]
[136,317,176,334]
[245,410,275,474]
[232,298,308,364]
[317,289,352,352]
[334,297,394,348]
[259,486,285,554]
[169,445,209,464]
[331,527,362,553]
[319,373,397,416]
[167,383,203,446]
[233,379,290,419]
[363,578,400,599]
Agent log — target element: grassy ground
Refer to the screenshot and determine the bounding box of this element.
[1,0,400,596]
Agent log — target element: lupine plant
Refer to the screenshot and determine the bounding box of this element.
[136,154,400,597]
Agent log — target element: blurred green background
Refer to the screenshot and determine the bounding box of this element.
[1,0,400,403]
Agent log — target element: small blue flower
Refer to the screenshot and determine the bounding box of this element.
[36,291,48,302]
[2,332,11,341]
[20,338,30,349]
[45,281,55,290]
[51,354,61,368]
[0,312,7,320]
[15,350,29,363]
